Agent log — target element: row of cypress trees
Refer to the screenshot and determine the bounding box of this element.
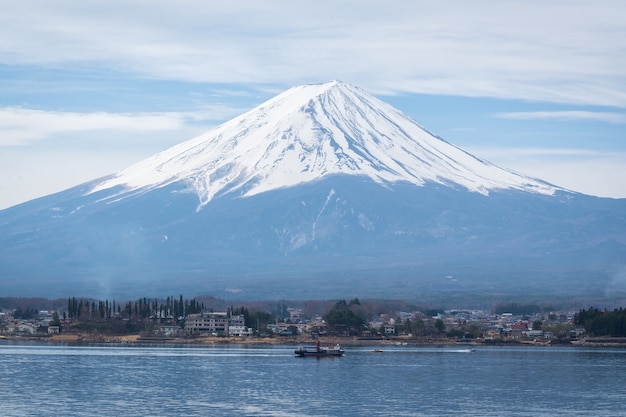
[65,295,204,323]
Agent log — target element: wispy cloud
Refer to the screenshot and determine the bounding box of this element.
[0,106,239,147]
[495,111,626,124]
[0,108,177,146]
[1,1,625,107]
[468,146,623,159]
[467,146,626,198]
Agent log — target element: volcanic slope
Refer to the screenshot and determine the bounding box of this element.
[90,81,558,206]
[1,81,624,300]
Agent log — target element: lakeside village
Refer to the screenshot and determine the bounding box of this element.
[2,297,626,347]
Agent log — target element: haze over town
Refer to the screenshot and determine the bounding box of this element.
[1,1,626,209]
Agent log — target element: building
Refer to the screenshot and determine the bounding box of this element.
[12,323,37,334]
[523,330,543,339]
[184,312,246,336]
[158,325,182,337]
[383,324,396,335]
[228,325,253,337]
[570,328,586,338]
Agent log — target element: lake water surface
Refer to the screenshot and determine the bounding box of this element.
[1,342,625,416]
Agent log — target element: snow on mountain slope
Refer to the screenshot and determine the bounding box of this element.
[90,81,558,208]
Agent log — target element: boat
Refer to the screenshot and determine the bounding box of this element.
[371,349,384,353]
[294,341,345,357]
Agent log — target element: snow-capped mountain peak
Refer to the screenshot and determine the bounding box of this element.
[90,81,558,207]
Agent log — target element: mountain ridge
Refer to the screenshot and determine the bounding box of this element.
[89,81,559,210]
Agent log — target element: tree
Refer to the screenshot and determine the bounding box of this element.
[324,300,366,335]
[446,328,464,338]
[465,324,481,339]
[248,311,274,335]
[13,307,38,320]
[412,318,425,335]
[575,307,626,337]
[403,319,412,334]
[434,318,445,334]
[273,302,289,320]
[50,312,61,327]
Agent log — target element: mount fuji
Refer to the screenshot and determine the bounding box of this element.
[1,81,625,301]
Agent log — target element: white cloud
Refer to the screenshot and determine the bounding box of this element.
[468,146,626,198]
[515,159,626,199]
[0,108,179,146]
[0,107,237,146]
[495,111,626,124]
[0,148,147,210]
[1,1,625,107]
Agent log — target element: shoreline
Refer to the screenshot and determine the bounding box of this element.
[4,333,626,348]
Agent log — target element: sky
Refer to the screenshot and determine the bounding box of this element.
[1,0,625,209]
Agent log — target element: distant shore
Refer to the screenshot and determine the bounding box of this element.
[3,333,625,348]
[5,333,471,346]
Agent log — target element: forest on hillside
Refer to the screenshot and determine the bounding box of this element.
[574,307,626,337]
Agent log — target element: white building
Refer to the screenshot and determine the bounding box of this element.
[228,325,253,337]
[384,324,396,335]
[12,323,37,334]
[184,312,246,336]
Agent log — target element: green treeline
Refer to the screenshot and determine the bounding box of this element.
[228,306,274,331]
[574,307,626,337]
[61,296,284,335]
[494,303,545,316]
[12,306,39,320]
[66,295,204,324]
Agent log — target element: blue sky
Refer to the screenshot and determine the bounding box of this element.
[1,0,625,209]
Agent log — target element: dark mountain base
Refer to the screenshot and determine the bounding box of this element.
[1,176,625,300]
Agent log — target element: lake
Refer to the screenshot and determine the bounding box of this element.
[1,342,625,416]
